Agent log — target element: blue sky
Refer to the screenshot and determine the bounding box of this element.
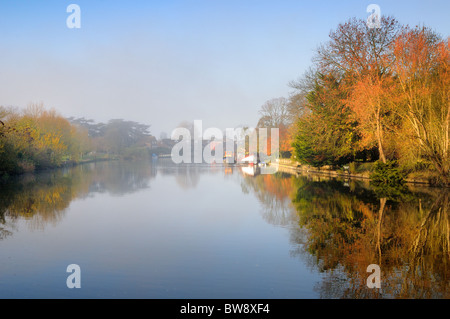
[0,0,449,136]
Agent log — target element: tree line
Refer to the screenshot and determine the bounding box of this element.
[0,103,153,176]
[256,16,449,185]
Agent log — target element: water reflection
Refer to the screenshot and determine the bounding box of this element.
[1,160,449,298]
[0,160,157,236]
[240,172,298,227]
[0,161,232,237]
[85,160,156,195]
[246,172,449,298]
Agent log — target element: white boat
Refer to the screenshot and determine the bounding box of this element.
[241,165,258,176]
[239,154,258,164]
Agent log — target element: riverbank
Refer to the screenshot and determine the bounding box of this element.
[61,154,119,167]
[271,159,443,187]
[0,154,120,181]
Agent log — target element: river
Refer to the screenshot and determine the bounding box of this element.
[0,160,448,298]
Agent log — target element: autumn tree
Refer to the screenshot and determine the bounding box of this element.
[1,104,95,175]
[314,16,403,163]
[392,27,450,184]
[256,97,293,156]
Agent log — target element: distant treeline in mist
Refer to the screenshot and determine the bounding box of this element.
[0,103,154,176]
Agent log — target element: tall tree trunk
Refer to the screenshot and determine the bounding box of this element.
[376,198,387,266]
[376,106,386,163]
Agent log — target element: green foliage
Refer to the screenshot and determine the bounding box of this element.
[370,160,406,186]
[355,162,375,173]
[345,162,375,174]
[122,147,150,160]
[292,119,329,167]
[280,151,292,159]
[348,162,356,174]
[292,74,361,167]
[0,141,20,175]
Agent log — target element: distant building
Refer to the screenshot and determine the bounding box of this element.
[144,135,158,149]
[158,138,176,149]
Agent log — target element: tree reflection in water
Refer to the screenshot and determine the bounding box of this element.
[0,160,156,237]
[1,162,448,298]
[241,171,450,298]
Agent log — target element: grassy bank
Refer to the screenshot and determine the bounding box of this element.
[0,153,121,181]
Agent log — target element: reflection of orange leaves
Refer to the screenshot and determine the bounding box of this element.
[262,175,295,201]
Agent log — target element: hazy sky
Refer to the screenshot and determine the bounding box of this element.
[0,0,449,136]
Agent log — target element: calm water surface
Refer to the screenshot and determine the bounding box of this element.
[0,160,448,298]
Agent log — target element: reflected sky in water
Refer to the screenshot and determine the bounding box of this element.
[0,160,449,298]
[0,161,320,298]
